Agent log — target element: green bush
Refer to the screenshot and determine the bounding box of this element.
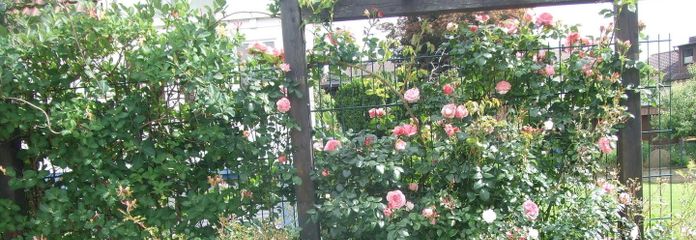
[334,77,387,132]
[0,0,294,238]
[653,67,696,139]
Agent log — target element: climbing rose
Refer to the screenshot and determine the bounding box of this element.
[543,64,555,77]
[523,200,539,221]
[482,209,497,223]
[422,207,435,218]
[324,139,341,152]
[383,207,393,218]
[566,32,581,47]
[408,183,418,191]
[321,168,330,177]
[528,228,540,240]
[444,124,459,137]
[602,182,614,194]
[369,108,386,118]
[313,142,323,151]
[405,201,414,211]
[403,88,420,103]
[395,139,407,151]
[442,84,455,95]
[392,124,418,137]
[276,97,291,113]
[496,81,512,95]
[536,12,553,27]
[278,155,287,164]
[597,136,613,154]
[475,14,490,23]
[279,63,291,72]
[469,25,479,32]
[386,190,406,209]
[247,42,269,54]
[455,105,468,119]
[441,104,457,119]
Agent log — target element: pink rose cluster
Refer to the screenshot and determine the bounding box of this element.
[368,108,386,118]
[392,124,418,137]
[535,12,553,27]
[421,207,438,224]
[441,104,468,119]
[522,200,539,221]
[444,124,460,137]
[597,136,615,154]
[442,84,455,95]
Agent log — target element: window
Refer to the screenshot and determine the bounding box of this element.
[684,48,693,64]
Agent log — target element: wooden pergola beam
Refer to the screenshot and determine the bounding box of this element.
[310,0,612,21]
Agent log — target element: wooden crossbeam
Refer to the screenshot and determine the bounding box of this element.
[309,0,611,21]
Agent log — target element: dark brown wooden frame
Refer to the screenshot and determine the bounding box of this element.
[280,1,640,239]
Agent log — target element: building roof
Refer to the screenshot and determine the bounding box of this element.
[647,51,691,81]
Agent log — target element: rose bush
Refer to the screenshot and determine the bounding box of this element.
[307,5,650,239]
[0,0,296,238]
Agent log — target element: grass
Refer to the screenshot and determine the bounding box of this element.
[643,166,696,239]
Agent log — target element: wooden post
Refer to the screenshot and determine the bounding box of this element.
[615,1,642,233]
[280,1,321,239]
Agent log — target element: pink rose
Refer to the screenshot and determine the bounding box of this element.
[395,139,407,151]
[272,48,284,58]
[444,124,460,137]
[566,32,580,47]
[475,14,490,23]
[279,63,291,72]
[503,19,519,34]
[442,84,455,95]
[455,105,468,119]
[386,190,407,209]
[321,168,330,177]
[496,81,512,95]
[543,64,555,77]
[408,183,418,191]
[248,42,269,54]
[524,12,533,22]
[324,139,341,152]
[522,200,539,221]
[383,207,393,218]
[582,64,593,77]
[403,88,420,103]
[619,192,631,205]
[602,182,614,194]
[369,108,386,118]
[276,97,291,113]
[364,135,375,146]
[469,25,479,32]
[421,207,435,218]
[392,124,417,137]
[535,12,553,27]
[597,136,613,154]
[278,154,287,164]
[441,104,457,119]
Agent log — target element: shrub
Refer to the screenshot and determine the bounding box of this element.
[0,0,294,238]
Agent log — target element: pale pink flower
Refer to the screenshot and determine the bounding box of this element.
[444,124,460,137]
[421,207,435,218]
[619,192,632,205]
[403,88,420,103]
[582,64,593,77]
[279,63,291,72]
[442,84,455,95]
[503,19,519,34]
[469,25,479,32]
[496,81,512,95]
[369,108,386,118]
[313,142,324,151]
[602,182,614,194]
[522,200,539,221]
[475,14,490,23]
[321,168,330,177]
[395,139,407,151]
[272,48,285,58]
[441,104,457,119]
[524,12,533,22]
[408,183,418,191]
[446,22,458,32]
[276,97,291,113]
[386,190,407,209]
[393,124,418,137]
[597,136,613,154]
[543,64,555,77]
[566,32,581,47]
[455,105,468,119]
[536,12,554,27]
[278,154,287,164]
[247,42,269,54]
[405,201,415,211]
[383,207,393,218]
[324,139,341,152]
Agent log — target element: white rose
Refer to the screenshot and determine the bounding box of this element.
[482,209,496,223]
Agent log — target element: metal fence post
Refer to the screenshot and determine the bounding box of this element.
[615,1,643,234]
[280,1,321,239]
